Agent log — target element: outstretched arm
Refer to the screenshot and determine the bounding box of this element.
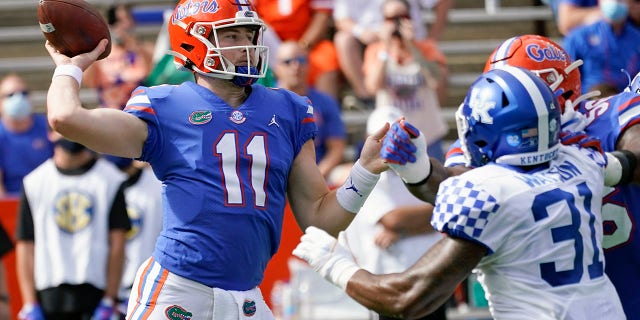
[294,227,486,319]
[45,39,147,158]
[382,120,469,203]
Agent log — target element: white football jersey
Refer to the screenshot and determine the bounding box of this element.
[119,166,163,299]
[23,158,126,291]
[432,145,625,319]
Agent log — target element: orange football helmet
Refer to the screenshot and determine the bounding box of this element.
[484,35,583,111]
[168,0,268,85]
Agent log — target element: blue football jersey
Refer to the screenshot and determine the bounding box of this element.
[577,92,640,318]
[123,82,317,290]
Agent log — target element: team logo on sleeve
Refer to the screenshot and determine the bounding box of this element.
[230,110,247,124]
[54,191,94,233]
[189,110,212,124]
[165,305,192,320]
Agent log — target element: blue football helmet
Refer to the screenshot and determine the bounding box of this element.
[456,66,561,167]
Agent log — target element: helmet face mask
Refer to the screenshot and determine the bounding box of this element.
[169,0,269,83]
[457,66,561,168]
[484,35,581,112]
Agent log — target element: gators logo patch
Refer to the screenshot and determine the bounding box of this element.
[242,299,256,317]
[189,110,212,124]
[165,305,192,320]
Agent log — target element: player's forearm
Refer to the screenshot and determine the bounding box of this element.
[405,160,466,204]
[105,231,126,300]
[47,76,85,133]
[15,242,38,304]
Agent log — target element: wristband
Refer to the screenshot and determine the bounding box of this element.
[605,150,637,187]
[53,65,83,87]
[336,160,380,213]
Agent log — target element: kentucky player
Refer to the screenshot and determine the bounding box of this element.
[42,0,389,318]
[293,66,626,319]
[385,34,640,319]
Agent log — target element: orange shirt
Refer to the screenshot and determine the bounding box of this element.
[253,0,332,40]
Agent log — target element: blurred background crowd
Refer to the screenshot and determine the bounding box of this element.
[0,0,638,319]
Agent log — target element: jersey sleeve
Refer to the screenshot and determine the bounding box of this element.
[123,86,163,162]
[617,94,640,133]
[15,189,34,241]
[282,89,319,155]
[109,183,131,231]
[0,223,13,258]
[431,176,500,253]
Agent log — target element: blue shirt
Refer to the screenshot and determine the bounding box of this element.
[563,19,640,93]
[0,114,53,195]
[124,82,317,290]
[305,88,346,163]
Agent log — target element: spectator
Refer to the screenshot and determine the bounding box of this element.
[15,135,130,320]
[252,0,341,99]
[0,74,53,197]
[333,0,450,102]
[548,0,602,35]
[0,224,13,319]
[563,0,640,94]
[363,0,449,161]
[294,67,626,320]
[272,41,347,180]
[83,3,152,110]
[102,156,162,319]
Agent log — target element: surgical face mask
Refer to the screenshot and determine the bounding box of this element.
[3,92,32,120]
[600,0,629,23]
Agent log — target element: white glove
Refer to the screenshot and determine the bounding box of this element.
[292,227,360,290]
[380,120,431,184]
[560,104,589,133]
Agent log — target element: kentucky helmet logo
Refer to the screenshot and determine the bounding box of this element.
[468,88,496,124]
[54,190,94,233]
[165,305,193,320]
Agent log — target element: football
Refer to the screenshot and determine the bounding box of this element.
[37,0,111,60]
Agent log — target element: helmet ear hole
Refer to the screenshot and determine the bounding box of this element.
[502,93,510,108]
[181,43,194,52]
[475,140,488,148]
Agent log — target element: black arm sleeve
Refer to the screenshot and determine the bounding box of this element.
[0,223,13,258]
[612,150,637,186]
[109,183,131,231]
[15,188,35,241]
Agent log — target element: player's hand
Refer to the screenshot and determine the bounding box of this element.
[358,122,390,174]
[560,104,588,132]
[292,227,360,290]
[18,303,46,320]
[381,120,431,183]
[559,130,603,155]
[91,297,115,320]
[45,38,108,71]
